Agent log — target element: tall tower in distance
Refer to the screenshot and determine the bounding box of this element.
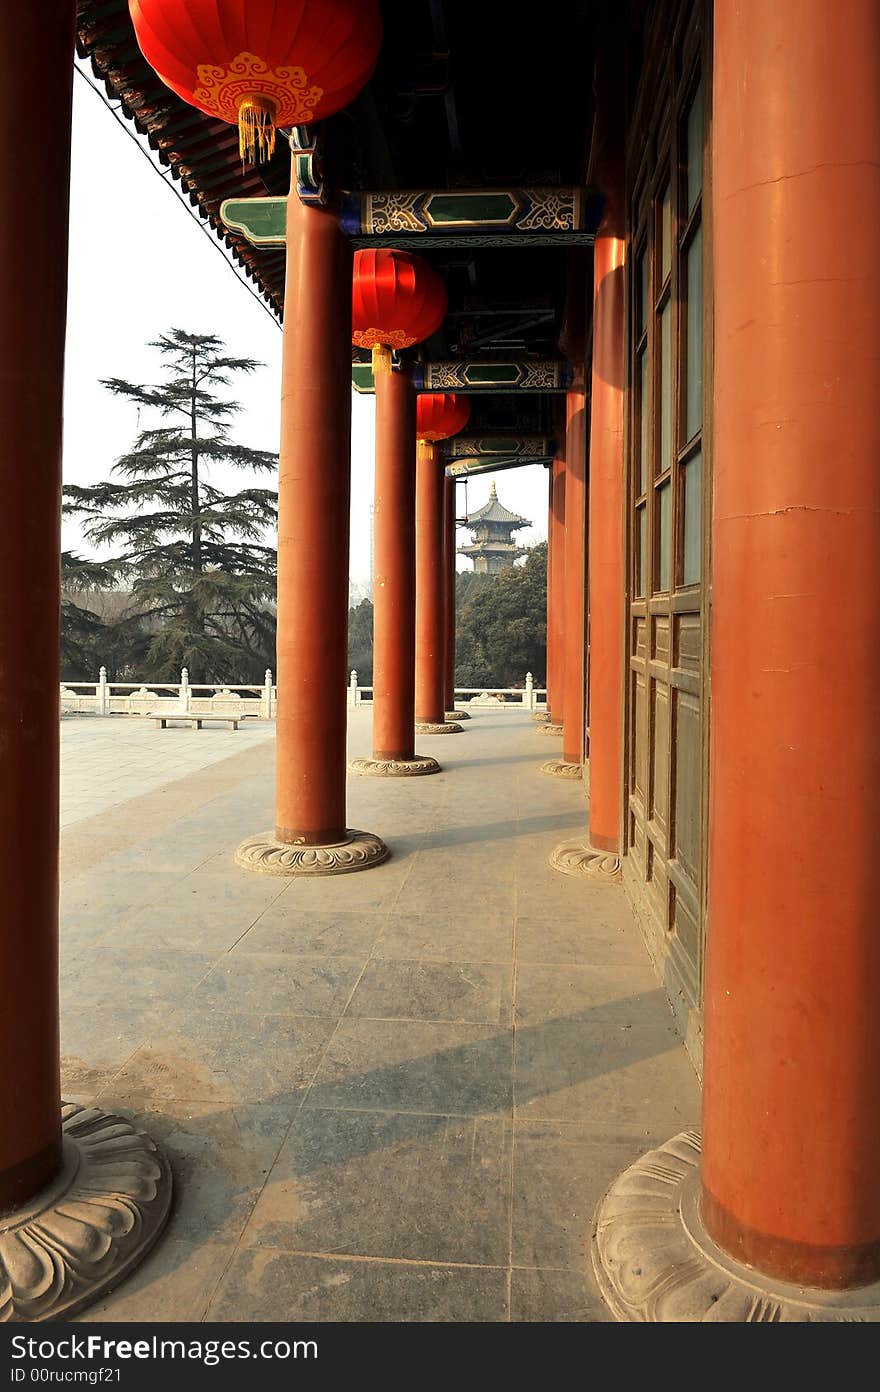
[459,480,530,575]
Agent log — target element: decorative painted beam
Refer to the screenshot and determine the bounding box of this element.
[221,196,286,245]
[221,186,603,250]
[446,457,554,478]
[422,360,572,391]
[350,360,573,394]
[443,434,555,459]
[341,187,602,247]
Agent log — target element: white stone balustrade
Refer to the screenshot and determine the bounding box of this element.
[59,668,547,717]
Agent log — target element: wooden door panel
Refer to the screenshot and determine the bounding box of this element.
[672,687,701,889]
[624,2,709,1025]
[650,679,670,835]
[632,671,648,805]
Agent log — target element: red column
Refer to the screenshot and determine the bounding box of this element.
[586,230,625,853]
[547,454,566,725]
[443,474,456,711]
[273,193,353,844]
[561,386,588,766]
[372,368,417,761]
[702,0,880,1288]
[415,443,447,726]
[543,466,553,710]
[0,1,75,1211]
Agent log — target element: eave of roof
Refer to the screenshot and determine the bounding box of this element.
[466,498,530,527]
[75,0,287,318]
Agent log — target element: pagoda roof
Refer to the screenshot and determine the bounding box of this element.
[465,482,530,529]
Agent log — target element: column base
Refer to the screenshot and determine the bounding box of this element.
[446,710,471,721]
[537,722,564,737]
[549,839,621,880]
[540,760,582,780]
[0,1103,172,1323]
[415,721,463,734]
[592,1129,880,1322]
[235,828,390,876]
[531,711,550,722]
[349,755,441,778]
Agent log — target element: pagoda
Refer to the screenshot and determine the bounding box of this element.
[459,480,530,574]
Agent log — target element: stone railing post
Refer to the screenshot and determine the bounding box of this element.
[98,665,109,716]
[348,669,358,709]
[262,668,273,719]
[180,667,190,712]
[523,671,534,708]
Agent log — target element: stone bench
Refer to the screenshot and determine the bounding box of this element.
[148,713,244,731]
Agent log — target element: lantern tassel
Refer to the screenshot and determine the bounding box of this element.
[238,95,277,166]
[371,343,393,377]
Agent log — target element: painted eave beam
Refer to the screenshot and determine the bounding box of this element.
[446,457,554,477]
[351,360,573,394]
[342,187,602,245]
[221,186,603,249]
[444,434,554,459]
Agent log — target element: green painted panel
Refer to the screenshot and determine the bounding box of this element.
[423,191,519,227]
[220,197,287,246]
[351,364,375,394]
[462,364,521,385]
[474,437,523,453]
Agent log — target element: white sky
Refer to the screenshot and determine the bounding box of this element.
[63,66,549,587]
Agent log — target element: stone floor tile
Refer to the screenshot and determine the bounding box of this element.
[515,912,647,967]
[509,1267,609,1322]
[60,1005,167,1079]
[76,1240,235,1323]
[346,959,512,1026]
[514,963,665,1026]
[306,1018,513,1116]
[60,869,189,931]
[372,909,514,963]
[60,943,217,1017]
[242,1109,512,1266]
[394,877,517,921]
[93,1099,295,1246]
[191,953,365,1018]
[511,1120,662,1271]
[513,1009,699,1126]
[207,1250,509,1323]
[106,1013,335,1107]
[241,905,384,957]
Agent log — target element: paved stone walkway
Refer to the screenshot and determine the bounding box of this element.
[60,710,698,1322]
[61,714,274,828]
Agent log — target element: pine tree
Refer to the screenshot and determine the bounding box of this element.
[455,542,547,687]
[63,330,278,682]
[60,552,116,680]
[347,597,374,684]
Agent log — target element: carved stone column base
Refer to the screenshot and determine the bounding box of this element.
[592,1129,880,1321]
[532,710,550,721]
[446,710,471,720]
[349,755,441,778]
[235,828,390,876]
[537,722,564,736]
[0,1103,172,1322]
[415,721,463,735]
[549,839,622,880]
[540,760,582,780]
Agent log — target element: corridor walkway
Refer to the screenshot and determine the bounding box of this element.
[60,709,698,1322]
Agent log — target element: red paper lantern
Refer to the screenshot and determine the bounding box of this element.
[416,393,471,442]
[353,249,448,376]
[129,0,382,164]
